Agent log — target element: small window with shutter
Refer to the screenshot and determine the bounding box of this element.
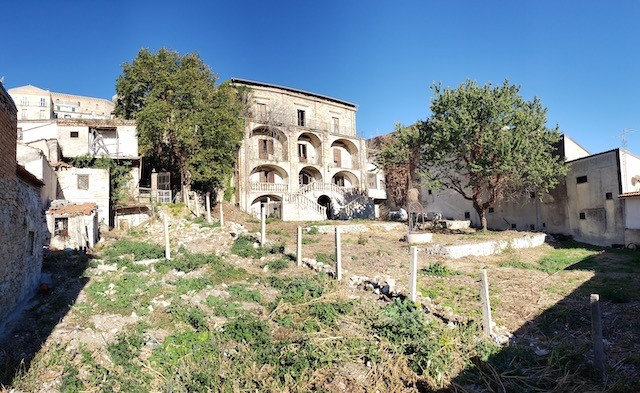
[333,148,341,167]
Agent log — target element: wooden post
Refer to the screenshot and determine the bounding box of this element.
[480,269,493,336]
[163,214,171,260]
[409,246,418,302]
[590,294,605,381]
[219,202,224,227]
[205,192,212,223]
[260,203,266,246]
[335,226,342,280]
[297,226,302,267]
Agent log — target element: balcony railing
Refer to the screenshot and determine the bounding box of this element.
[250,182,289,193]
[248,114,355,136]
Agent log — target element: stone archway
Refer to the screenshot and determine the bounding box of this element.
[317,195,332,220]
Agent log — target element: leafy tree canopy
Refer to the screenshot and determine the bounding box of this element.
[419,79,567,230]
[114,48,246,193]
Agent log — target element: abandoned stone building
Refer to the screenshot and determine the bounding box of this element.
[0,83,44,322]
[231,78,385,221]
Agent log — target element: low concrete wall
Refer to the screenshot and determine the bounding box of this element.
[423,233,546,259]
[308,222,405,234]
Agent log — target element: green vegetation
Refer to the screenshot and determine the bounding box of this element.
[261,257,289,272]
[230,235,285,259]
[420,79,567,229]
[102,239,164,262]
[71,155,132,207]
[419,263,460,277]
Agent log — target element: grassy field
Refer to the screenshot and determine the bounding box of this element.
[2,209,640,392]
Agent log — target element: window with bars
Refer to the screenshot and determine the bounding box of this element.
[77,174,89,190]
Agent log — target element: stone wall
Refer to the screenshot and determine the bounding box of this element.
[0,85,17,177]
[0,175,44,322]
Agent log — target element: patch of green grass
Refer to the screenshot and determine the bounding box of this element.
[419,263,460,277]
[229,284,262,303]
[205,296,247,318]
[168,302,209,331]
[231,235,285,259]
[157,252,221,273]
[102,239,164,261]
[419,278,479,315]
[262,258,289,272]
[306,226,319,235]
[499,259,537,270]
[357,233,369,245]
[269,274,329,305]
[267,228,290,237]
[301,237,320,244]
[172,277,216,294]
[315,252,335,264]
[86,273,157,315]
[223,315,271,344]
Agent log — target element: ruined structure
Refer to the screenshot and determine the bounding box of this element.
[0,83,44,322]
[232,79,384,220]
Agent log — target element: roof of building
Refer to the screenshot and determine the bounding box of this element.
[16,164,44,187]
[231,78,357,109]
[619,191,640,198]
[47,202,98,216]
[7,84,50,95]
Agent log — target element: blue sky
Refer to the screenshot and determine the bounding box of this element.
[2,1,639,154]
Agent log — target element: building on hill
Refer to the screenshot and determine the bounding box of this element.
[231,78,385,221]
[8,85,114,120]
[0,82,44,322]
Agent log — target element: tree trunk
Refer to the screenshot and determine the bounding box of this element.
[473,200,487,231]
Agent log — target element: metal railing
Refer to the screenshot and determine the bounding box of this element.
[137,187,172,203]
[248,115,356,137]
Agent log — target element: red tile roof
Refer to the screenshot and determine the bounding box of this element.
[619,191,640,198]
[47,202,97,216]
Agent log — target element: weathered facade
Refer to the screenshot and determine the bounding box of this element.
[0,83,44,322]
[232,79,381,221]
[56,166,110,226]
[8,85,114,120]
[46,201,99,250]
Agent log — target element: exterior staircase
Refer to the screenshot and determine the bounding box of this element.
[282,182,373,221]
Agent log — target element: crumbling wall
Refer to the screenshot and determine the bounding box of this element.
[0,175,44,322]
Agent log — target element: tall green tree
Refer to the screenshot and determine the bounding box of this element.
[374,123,420,207]
[114,48,246,197]
[419,80,566,230]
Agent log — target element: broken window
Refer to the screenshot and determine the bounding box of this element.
[258,139,274,159]
[298,143,307,162]
[77,174,89,190]
[54,217,69,237]
[577,176,588,184]
[260,170,275,183]
[299,172,313,185]
[297,110,306,127]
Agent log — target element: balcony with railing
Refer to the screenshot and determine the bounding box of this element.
[250,182,289,193]
[249,113,355,137]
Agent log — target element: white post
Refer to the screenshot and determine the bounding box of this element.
[409,246,418,302]
[205,192,212,223]
[219,202,224,227]
[163,214,171,260]
[480,269,492,336]
[591,294,605,381]
[260,203,266,246]
[194,192,200,217]
[335,226,342,280]
[297,226,302,267]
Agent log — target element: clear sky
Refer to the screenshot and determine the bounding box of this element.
[2,1,639,154]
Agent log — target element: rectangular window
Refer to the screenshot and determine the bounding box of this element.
[71,131,79,138]
[21,109,27,119]
[77,174,89,190]
[511,223,517,229]
[606,192,613,200]
[72,107,76,112]
[54,217,69,237]
[256,103,266,118]
[542,222,546,228]
[529,224,535,231]
[297,110,306,126]
[367,173,377,188]
[464,211,470,219]
[258,139,273,159]
[427,189,432,195]
[579,212,586,220]
[40,98,46,107]
[20,97,28,106]
[39,109,45,119]
[56,105,60,111]
[577,176,588,184]
[488,207,495,213]
[333,148,342,167]
[260,170,275,183]
[298,143,307,162]
[332,117,339,132]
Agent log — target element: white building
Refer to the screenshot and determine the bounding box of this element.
[8,85,114,120]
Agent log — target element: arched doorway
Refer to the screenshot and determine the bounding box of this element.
[298,166,323,187]
[250,195,282,219]
[317,195,332,220]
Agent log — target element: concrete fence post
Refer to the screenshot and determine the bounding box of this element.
[163,213,171,260]
[205,192,211,223]
[260,204,266,246]
[297,226,302,267]
[335,226,342,280]
[409,246,418,302]
[194,191,200,217]
[219,202,224,227]
[480,269,493,336]
[590,294,605,381]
